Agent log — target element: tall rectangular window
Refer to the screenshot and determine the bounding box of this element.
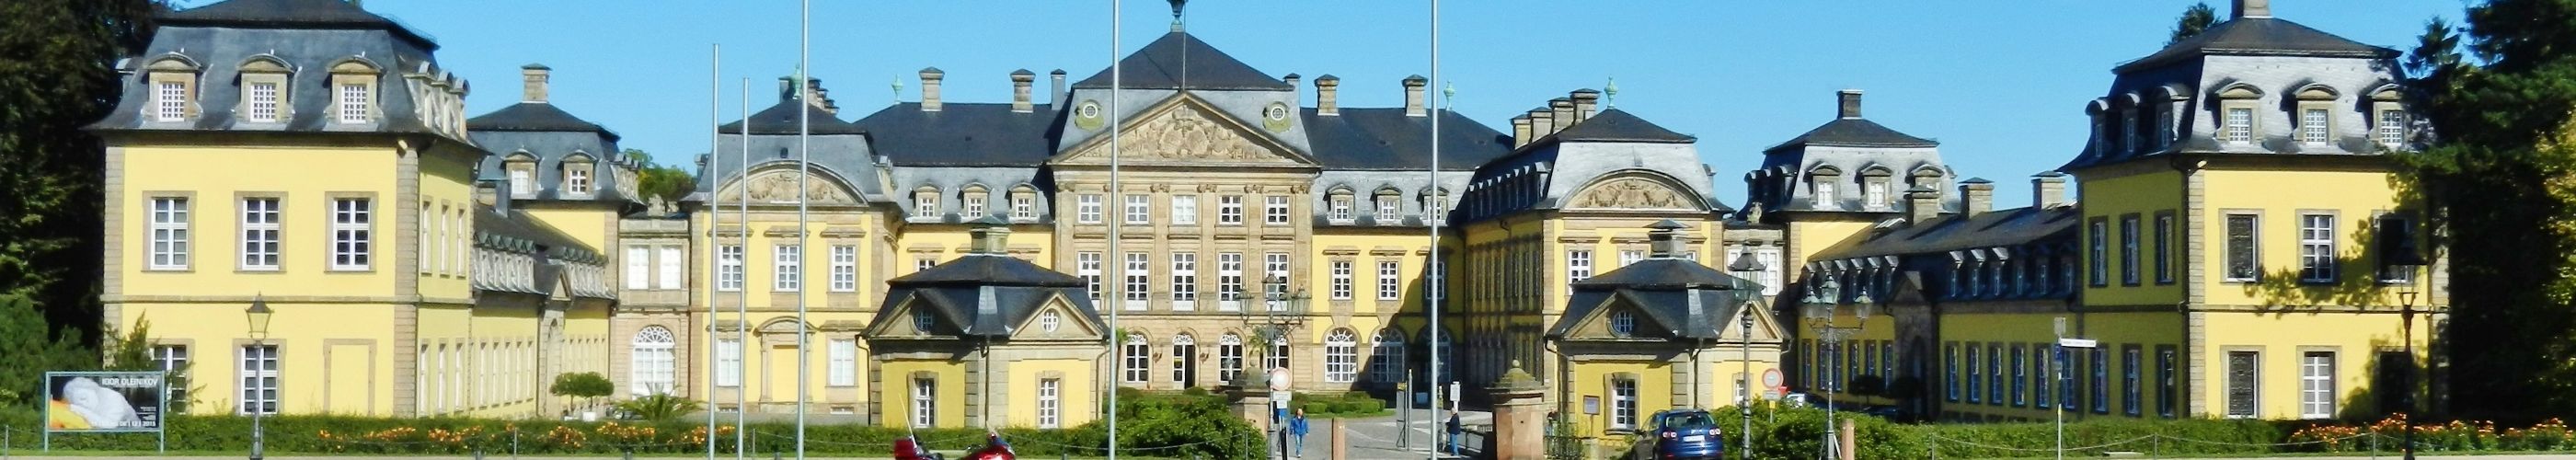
[1378,260,1401,301]
[147,197,190,270]
[337,83,368,123]
[1966,345,1983,403]
[1011,193,1035,220]
[1123,253,1149,310]
[2380,214,2421,284]
[1328,195,1353,221]
[1609,377,1638,430]
[1218,252,1244,310]
[830,245,857,293]
[773,245,801,292]
[718,245,743,292]
[2224,108,2253,143]
[2122,109,2141,155]
[2301,213,2337,282]
[1374,195,1400,222]
[247,82,280,122]
[238,344,279,415]
[1122,338,1150,383]
[2124,347,2144,416]
[1264,253,1291,303]
[2377,110,2408,148]
[716,339,742,386]
[1124,194,1150,224]
[1944,343,1960,402]
[625,246,651,289]
[1218,195,1244,225]
[1170,252,1198,310]
[1264,196,1291,225]
[827,339,857,386]
[2087,218,2108,287]
[1075,194,1102,224]
[330,198,371,270]
[1812,181,1837,208]
[2154,214,2174,284]
[2121,214,2142,285]
[2011,347,2028,407]
[2301,109,2330,144]
[155,81,186,121]
[566,167,591,195]
[240,198,279,270]
[1078,252,1102,300]
[1329,260,1353,300]
[1037,378,1061,429]
[2158,347,2179,418]
[2090,348,2110,414]
[656,246,683,289]
[1989,344,2006,405]
[508,169,533,197]
[154,345,189,413]
[1568,250,1593,282]
[2034,344,2054,409]
[1171,195,1197,225]
[2300,351,2336,419]
[1865,181,1889,209]
[912,377,937,428]
[2226,214,2261,282]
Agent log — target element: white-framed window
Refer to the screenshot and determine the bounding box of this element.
[625,246,650,289]
[1170,334,1197,386]
[629,327,675,396]
[1374,195,1401,222]
[2376,110,2407,148]
[1124,194,1150,224]
[1944,344,1960,401]
[1370,329,1405,383]
[914,191,939,219]
[1266,336,1291,371]
[566,167,592,195]
[830,245,857,293]
[1329,260,1353,300]
[1011,192,1036,220]
[656,246,683,289]
[147,197,190,270]
[2301,109,2330,144]
[337,83,368,123]
[1264,253,1291,303]
[2300,213,2336,282]
[961,192,985,217]
[2122,109,2141,155]
[240,198,279,270]
[1264,195,1291,225]
[1609,310,1636,337]
[1865,181,1890,209]
[1170,252,1198,310]
[2088,219,2109,286]
[1217,334,1245,382]
[1609,377,1638,430]
[2224,108,2253,143]
[238,344,279,415]
[1076,193,1102,224]
[1328,195,1353,222]
[153,345,189,413]
[155,80,187,121]
[1171,195,1198,225]
[1618,250,1644,268]
[1568,250,1593,282]
[1811,181,1837,207]
[912,377,937,427]
[916,258,937,273]
[247,81,280,122]
[2122,215,2143,285]
[1078,252,1102,300]
[330,198,371,270]
[1324,328,1358,383]
[1376,260,1401,301]
[1218,253,1245,310]
[828,339,857,386]
[718,245,744,292]
[773,245,801,291]
[1219,195,1245,225]
[1036,378,1062,429]
[1124,253,1150,310]
[1122,333,1151,384]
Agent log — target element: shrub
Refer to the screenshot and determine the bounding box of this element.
[615,394,701,421]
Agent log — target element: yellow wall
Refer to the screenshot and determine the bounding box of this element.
[2197,167,2413,308]
[2198,311,2422,420]
[120,144,401,297]
[1005,358,1099,428]
[879,359,970,428]
[1565,360,1673,436]
[1933,311,2183,420]
[2078,168,2185,306]
[119,302,401,416]
[417,144,481,300]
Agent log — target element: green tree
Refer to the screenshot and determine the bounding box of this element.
[2168,2,2217,45]
[0,293,90,408]
[2398,0,2576,422]
[622,148,695,205]
[550,372,615,413]
[0,0,166,351]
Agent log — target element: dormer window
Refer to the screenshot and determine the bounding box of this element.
[1864,181,1889,209]
[913,187,940,219]
[328,59,381,125]
[2300,109,2329,144]
[1609,310,1636,338]
[1009,187,1038,221]
[337,83,369,123]
[2371,86,2408,151]
[961,186,988,217]
[2295,85,2340,146]
[155,81,189,121]
[238,56,291,123]
[246,82,280,122]
[2217,84,2264,144]
[504,154,537,198]
[2121,107,2141,155]
[145,56,201,122]
[1808,167,1842,210]
[562,155,594,196]
[1328,190,1353,223]
[1374,190,1401,223]
[2224,109,2253,143]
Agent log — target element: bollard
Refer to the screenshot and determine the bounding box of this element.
[474,446,485,460]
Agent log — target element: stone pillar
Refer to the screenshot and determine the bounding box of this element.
[1489,362,1549,460]
[1227,374,1274,432]
[1838,418,1857,460]
[1329,418,1345,460]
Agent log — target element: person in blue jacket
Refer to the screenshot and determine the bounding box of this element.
[1445,411,1463,455]
[1288,408,1310,457]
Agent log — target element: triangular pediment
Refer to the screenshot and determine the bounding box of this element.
[1564,293,1680,340]
[547,270,573,301]
[1718,298,1789,344]
[1054,96,1313,167]
[864,294,956,339]
[1009,293,1103,340]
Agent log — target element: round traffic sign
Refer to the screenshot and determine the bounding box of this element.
[1268,368,1292,391]
[1762,368,1784,387]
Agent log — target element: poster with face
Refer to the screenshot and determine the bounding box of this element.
[46,373,164,431]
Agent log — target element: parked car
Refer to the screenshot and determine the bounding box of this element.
[1859,405,1912,422]
[1636,409,1724,460]
[893,435,944,460]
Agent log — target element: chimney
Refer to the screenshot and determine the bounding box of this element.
[1904,184,1941,224]
[519,63,550,103]
[1837,89,1864,120]
[1049,69,1068,109]
[1010,69,1036,113]
[1402,75,1429,117]
[1646,219,1689,259]
[1959,178,1995,217]
[1570,89,1601,121]
[1510,114,1533,148]
[1527,107,1554,138]
[2232,0,2271,19]
[479,178,512,214]
[1316,75,1341,116]
[968,216,1013,255]
[1549,98,1577,132]
[1283,73,1302,101]
[918,67,944,112]
[2032,172,2070,208]
[811,80,835,114]
[777,76,796,102]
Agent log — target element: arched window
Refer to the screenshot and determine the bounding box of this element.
[1371,328,1407,384]
[629,326,676,396]
[1266,334,1292,372]
[1170,334,1198,387]
[1324,328,1359,383]
[1122,333,1151,385]
[1217,333,1245,382]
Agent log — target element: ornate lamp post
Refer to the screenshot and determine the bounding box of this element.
[1800,279,1872,460]
[1727,250,1766,460]
[244,295,273,460]
[2396,270,2424,460]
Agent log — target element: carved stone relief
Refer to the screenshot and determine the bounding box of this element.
[1570,177,1696,210]
[736,170,852,203]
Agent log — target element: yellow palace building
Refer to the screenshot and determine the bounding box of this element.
[94,0,2440,432]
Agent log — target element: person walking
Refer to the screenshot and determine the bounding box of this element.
[1289,408,1311,458]
[1444,411,1463,456]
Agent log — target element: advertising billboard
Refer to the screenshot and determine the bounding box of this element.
[44,372,166,432]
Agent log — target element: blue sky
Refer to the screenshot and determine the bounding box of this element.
[211,0,2458,206]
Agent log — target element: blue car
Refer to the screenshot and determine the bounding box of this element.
[1642,409,1724,460]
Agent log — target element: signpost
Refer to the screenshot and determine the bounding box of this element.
[2053,317,2094,460]
[41,371,168,454]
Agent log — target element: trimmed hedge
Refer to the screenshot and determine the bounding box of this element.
[1291,392,1389,418]
[1659,404,2576,458]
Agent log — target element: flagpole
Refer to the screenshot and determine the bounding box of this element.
[1105,0,1124,457]
[1425,1,1445,459]
[734,76,751,460]
[794,0,813,457]
[705,42,720,460]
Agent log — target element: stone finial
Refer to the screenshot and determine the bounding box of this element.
[1494,359,1544,392]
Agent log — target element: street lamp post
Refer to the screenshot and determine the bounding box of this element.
[1728,250,1767,460]
[244,295,273,460]
[2398,284,2420,460]
[1800,278,1871,460]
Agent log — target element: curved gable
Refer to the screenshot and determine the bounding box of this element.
[1566,170,1703,212]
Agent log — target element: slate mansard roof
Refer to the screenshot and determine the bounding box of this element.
[89,0,463,141]
[469,68,638,204]
[1547,257,1760,340]
[2063,10,2409,171]
[2114,17,2397,74]
[1072,32,1294,91]
[159,0,438,50]
[1810,205,2080,261]
[880,250,1103,339]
